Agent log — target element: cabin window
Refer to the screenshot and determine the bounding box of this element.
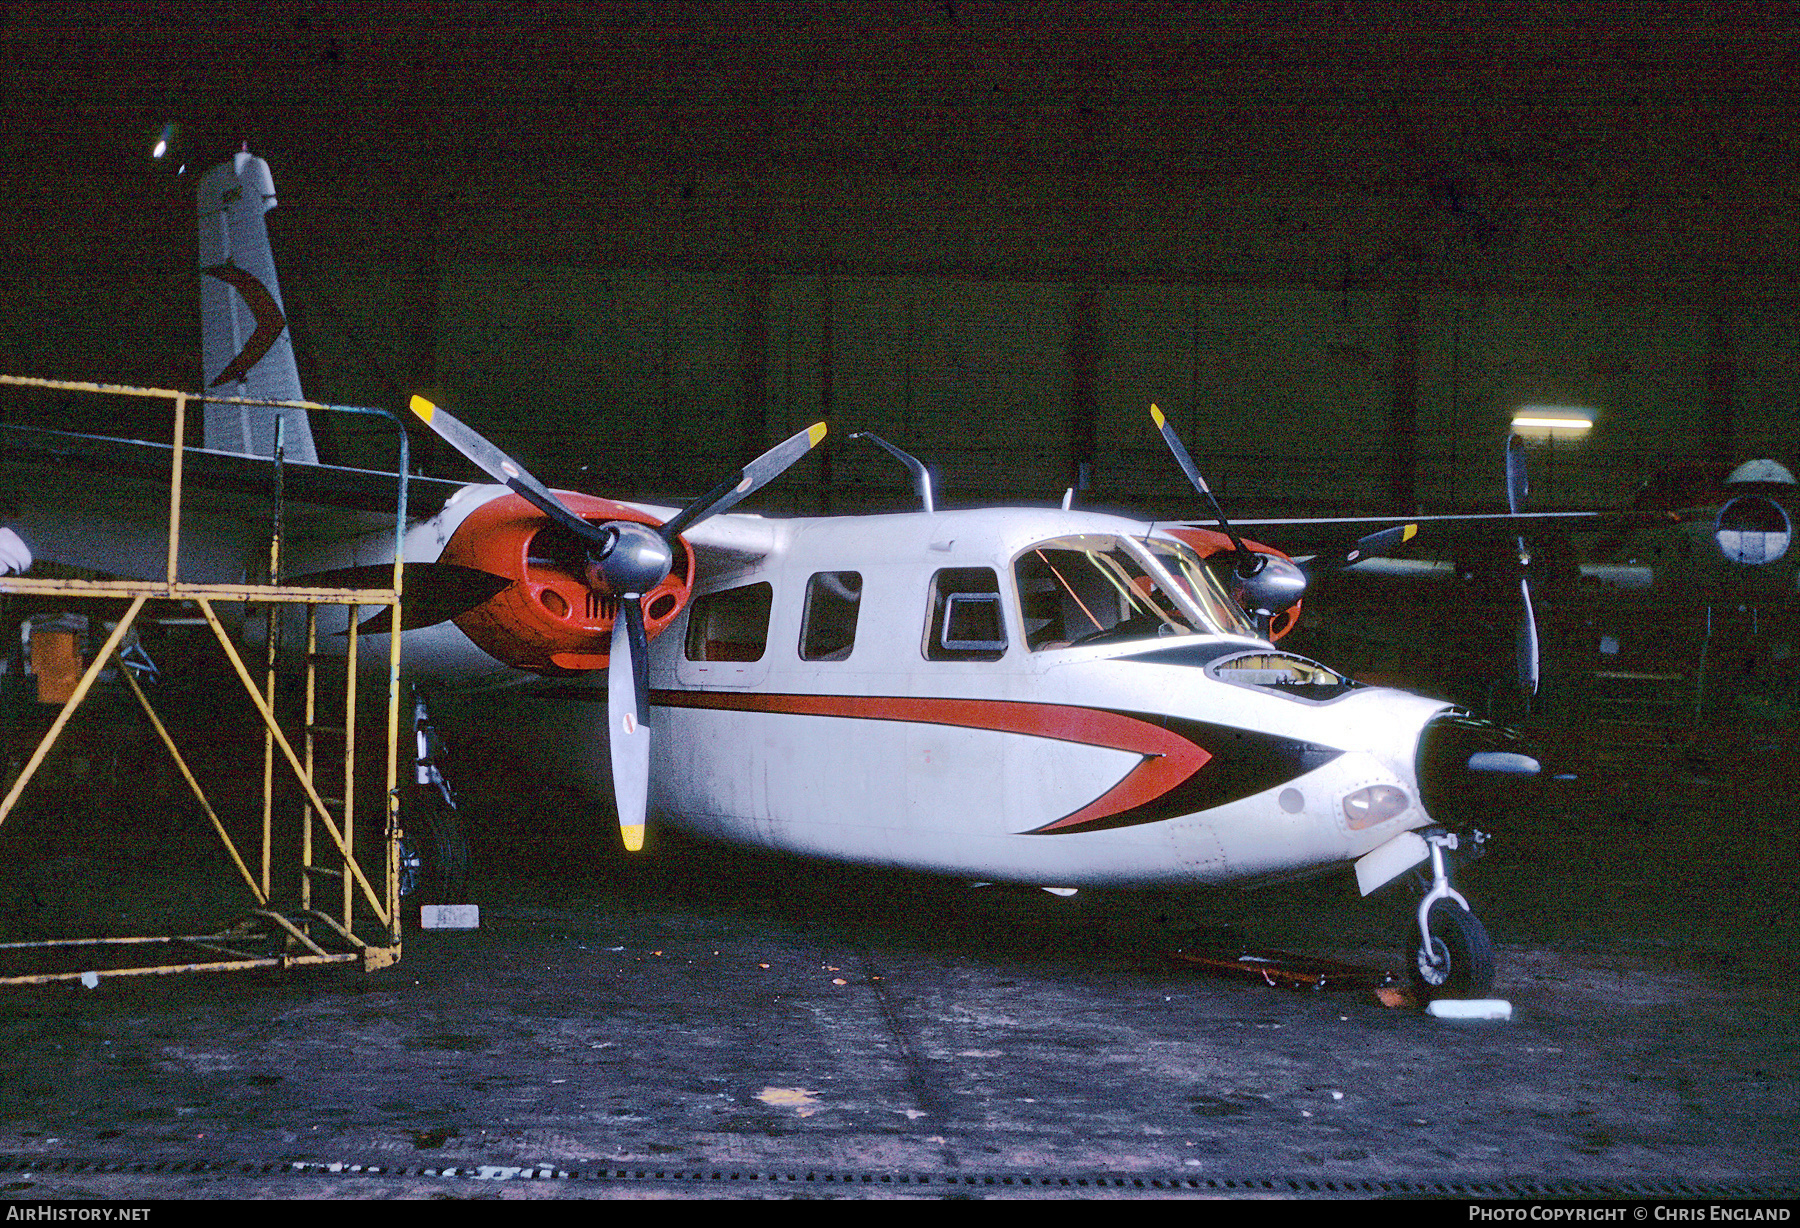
[800,571,862,661]
[925,567,1006,661]
[684,582,773,663]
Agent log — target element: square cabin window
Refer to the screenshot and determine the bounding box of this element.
[800,571,862,661]
[924,567,1006,662]
[684,582,773,662]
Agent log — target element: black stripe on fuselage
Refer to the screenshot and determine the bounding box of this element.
[1028,715,1343,834]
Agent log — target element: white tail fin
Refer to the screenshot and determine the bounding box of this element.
[196,150,319,464]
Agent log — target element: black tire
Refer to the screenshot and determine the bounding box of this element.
[1406,899,1495,1001]
[401,800,469,903]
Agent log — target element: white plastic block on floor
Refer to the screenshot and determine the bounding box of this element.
[1427,998,1512,1021]
[421,904,480,930]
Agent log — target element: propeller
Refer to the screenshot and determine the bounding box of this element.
[1150,405,1306,628]
[408,395,826,852]
[1151,405,1423,634]
[1507,433,1541,701]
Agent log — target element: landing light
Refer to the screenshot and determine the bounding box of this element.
[1342,784,1409,830]
[150,121,179,161]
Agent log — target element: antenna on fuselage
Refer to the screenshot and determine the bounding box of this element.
[851,432,935,513]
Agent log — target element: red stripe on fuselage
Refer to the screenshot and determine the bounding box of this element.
[648,690,1212,833]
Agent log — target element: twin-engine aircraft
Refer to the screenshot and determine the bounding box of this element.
[0,150,1550,1000]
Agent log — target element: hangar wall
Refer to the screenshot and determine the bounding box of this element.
[9,234,1794,519]
[287,253,1796,517]
[4,4,1799,520]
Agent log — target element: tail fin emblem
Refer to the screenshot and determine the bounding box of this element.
[201,262,288,387]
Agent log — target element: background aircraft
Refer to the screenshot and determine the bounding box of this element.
[1150,432,1799,732]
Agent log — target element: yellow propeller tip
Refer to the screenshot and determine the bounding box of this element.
[621,824,645,853]
[1150,404,1165,427]
[807,422,828,447]
[408,394,436,422]
[1403,523,1418,542]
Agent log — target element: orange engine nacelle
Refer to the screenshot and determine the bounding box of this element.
[439,491,694,673]
[1167,526,1300,641]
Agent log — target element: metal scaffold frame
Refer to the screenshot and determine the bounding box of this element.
[0,375,410,985]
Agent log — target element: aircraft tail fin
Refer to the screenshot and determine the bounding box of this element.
[196,150,319,465]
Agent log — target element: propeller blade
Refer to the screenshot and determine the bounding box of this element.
[294,563,513,633]
[408,395,614,550]
[657,421,828,542]
[1517,575,1541,698]
[1152,402,1305,637]
[1300,522,1420,578]
[608,595,651,853]
[1150,404,1254,565]
[1506,434,1541,700]
[1506,433,1530,517]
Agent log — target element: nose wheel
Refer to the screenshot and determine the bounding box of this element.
[1410,897,1495,999]
[1405,828,1495,1001]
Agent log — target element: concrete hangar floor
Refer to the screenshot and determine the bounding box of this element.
[0,724,1795,1201]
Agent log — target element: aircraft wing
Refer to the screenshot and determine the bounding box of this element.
[1331,553,1656,591]
[1186,509,1674,589]
[624,503,782,579]
[1207,509,1629,559]
[1228,512,1611,528]
[0,420,466,583]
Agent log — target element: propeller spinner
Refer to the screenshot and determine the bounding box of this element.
[408,395,826,852]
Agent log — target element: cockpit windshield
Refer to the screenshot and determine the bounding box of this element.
[1014,534,1255,650]
[1140,538,1258,638]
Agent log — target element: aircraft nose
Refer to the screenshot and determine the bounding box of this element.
[1414,712,1542,831]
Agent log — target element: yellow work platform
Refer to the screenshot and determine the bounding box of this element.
[0,375,411,985]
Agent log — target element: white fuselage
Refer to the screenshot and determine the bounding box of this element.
[349,497,1455,889]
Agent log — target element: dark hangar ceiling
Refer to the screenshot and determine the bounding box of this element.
[2,3,1798,513]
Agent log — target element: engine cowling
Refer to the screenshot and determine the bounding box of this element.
[439,491,694,672]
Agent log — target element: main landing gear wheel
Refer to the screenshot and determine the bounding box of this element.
[404,803,469,902]
[1407,898,1495,1001]
[402,686,470,904]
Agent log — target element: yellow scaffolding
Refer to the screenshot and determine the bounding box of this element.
[0,375,410,985]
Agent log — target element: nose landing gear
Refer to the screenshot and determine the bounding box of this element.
[1405,828,1495,1001]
